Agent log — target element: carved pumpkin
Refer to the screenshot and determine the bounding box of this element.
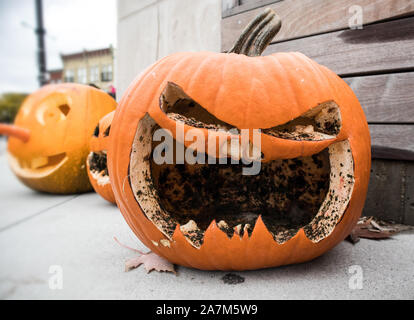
[2,83,116,194]
[86,111,116,203]
[108,9,371,270]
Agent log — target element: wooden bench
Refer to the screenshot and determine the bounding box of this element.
[222,0,414,224]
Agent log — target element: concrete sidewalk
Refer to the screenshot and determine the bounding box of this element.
[0,142,413,299]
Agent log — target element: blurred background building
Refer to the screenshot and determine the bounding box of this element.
[47,46,115,93]
[47,69,63,84]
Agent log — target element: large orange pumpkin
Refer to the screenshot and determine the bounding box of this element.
[108,9,371,270]
[2,83,117,194]
[86,111,116,203]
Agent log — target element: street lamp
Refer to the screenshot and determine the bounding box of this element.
[34,0,47,87]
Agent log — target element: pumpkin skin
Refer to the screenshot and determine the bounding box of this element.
[86,111,116,204]
[108,51,371,271]
[7,83,117,194]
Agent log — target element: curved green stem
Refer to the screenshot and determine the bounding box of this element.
[228,8,282,56]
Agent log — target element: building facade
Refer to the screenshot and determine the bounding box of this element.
[47,69,63,84]
[47,46,115,94]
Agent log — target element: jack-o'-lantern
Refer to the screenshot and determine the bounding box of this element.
[86,111,116,203]
[1,83,116,194]
[108,9,371,270]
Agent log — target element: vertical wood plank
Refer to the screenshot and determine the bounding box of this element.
[363,160,406,223]
[404,163,414,225]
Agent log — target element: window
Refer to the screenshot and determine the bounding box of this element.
[64,70,74,82]
[101,64,113,82]
[78,68,87,84]
[89,66,99,83]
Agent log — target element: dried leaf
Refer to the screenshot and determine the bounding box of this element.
[114,237,176,275]
[125,252,176,274]
[351,226,393,240]
[346,217,407,244]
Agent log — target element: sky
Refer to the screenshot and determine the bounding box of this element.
[0,0,116,94]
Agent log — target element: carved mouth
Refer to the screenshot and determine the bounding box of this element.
[128,83,354,248]
[8,152,68,178]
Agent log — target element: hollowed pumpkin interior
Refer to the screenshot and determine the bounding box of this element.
[128,84,354,248]
[87,151,110,185]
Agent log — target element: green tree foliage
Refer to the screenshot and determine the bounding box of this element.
[0,93,28,123]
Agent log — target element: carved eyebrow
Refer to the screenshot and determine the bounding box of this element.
[160,82,235,131]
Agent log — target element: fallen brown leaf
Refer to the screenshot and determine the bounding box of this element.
[114,237,176,275]
[125,252,176,274]
[346,217,413,244]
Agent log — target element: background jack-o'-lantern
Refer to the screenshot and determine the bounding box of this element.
[108,9,371,270]
[86,111,116,203]
[1,83,116,194]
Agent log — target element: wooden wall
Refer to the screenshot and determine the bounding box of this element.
[222,0,414,224]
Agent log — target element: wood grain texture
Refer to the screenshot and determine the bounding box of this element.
[263,17,414,77]
[404,164,414,225]
[363,159,414,224]
[369,124,414,160]
[344,73,414,123]
[222,0,414,51]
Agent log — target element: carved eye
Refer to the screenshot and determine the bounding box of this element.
[36,101,71,126]
[263,101,341,141]
[58,104,70,117]
[93,124,100,137]
[103,125,111,137]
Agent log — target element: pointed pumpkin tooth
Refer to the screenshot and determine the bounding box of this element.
[243,224,251,233]
[233,224,242,235]
[180,220,199,235]
[217,220,229,230]
[31,156,48,169]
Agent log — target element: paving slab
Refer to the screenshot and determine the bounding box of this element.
[0,147,413,300]
[0,151,77,231]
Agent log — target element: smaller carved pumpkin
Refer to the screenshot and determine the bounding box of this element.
[2,83,116,194]
[86,111,116,204]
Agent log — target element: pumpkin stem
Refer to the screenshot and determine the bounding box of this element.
[0,123,30,142]
[228,8,281,56]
